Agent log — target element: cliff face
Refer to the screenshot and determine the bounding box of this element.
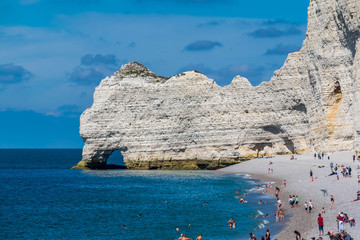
[74,0,360,170]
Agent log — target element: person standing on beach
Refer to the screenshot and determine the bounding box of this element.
[353,155,356,162]
[275,210,279,222]
[283,179,286,188]
[279,208,285,221]
[309,200,313,213]
[294,230,301,240]
[275,187,280,198]
[305,201,308,213]
[295,196,299,206]
[289,195,294,208]
[277,198,282,209]
[330,195,334,209]
[338,212,345,231]
[348,167,352,177]
[318,213,324,236]
[310,170,313,179]
[265,229,270,240]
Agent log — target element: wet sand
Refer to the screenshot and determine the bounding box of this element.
[218,151,360,239]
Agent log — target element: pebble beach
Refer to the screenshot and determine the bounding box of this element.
[218,151,360,240]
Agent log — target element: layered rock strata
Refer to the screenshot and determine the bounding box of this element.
[74,0,360,170]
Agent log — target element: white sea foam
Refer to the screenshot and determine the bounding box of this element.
[249,186,264,192]
[241,174,251,179]
[258,223,265,229]
[261,193,276,199]
[249,188,257,192]
[257,210,264,216]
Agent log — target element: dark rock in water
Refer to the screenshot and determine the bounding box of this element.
[125,159,245,170]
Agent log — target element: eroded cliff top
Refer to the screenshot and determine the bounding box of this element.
[114,62,169,83]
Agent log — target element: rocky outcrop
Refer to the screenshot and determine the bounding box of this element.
[74,0,360,170]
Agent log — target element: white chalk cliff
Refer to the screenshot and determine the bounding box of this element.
[75,0,360,169]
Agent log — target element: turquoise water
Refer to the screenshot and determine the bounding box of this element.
[0,149,281,240]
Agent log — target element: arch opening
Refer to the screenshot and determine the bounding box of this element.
[106,150,127,169]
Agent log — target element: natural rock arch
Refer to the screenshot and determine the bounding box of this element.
[73,0,360,170]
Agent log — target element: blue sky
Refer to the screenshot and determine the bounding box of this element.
[0,0,309,148]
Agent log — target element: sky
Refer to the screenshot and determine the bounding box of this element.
[0,0,310,148]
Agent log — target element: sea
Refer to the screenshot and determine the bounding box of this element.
[0,149,282,240]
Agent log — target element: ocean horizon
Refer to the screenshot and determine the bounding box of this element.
[0,149,282,240]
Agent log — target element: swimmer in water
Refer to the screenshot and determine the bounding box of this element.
[228,218,233,229]
[178,234,191,240]
[239,197,248,203]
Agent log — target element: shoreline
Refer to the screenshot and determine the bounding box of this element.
[217,151,360,239]
[246,174,287,238]
[218,169,293,239]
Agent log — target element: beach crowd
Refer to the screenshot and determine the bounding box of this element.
[173,152,360,239]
